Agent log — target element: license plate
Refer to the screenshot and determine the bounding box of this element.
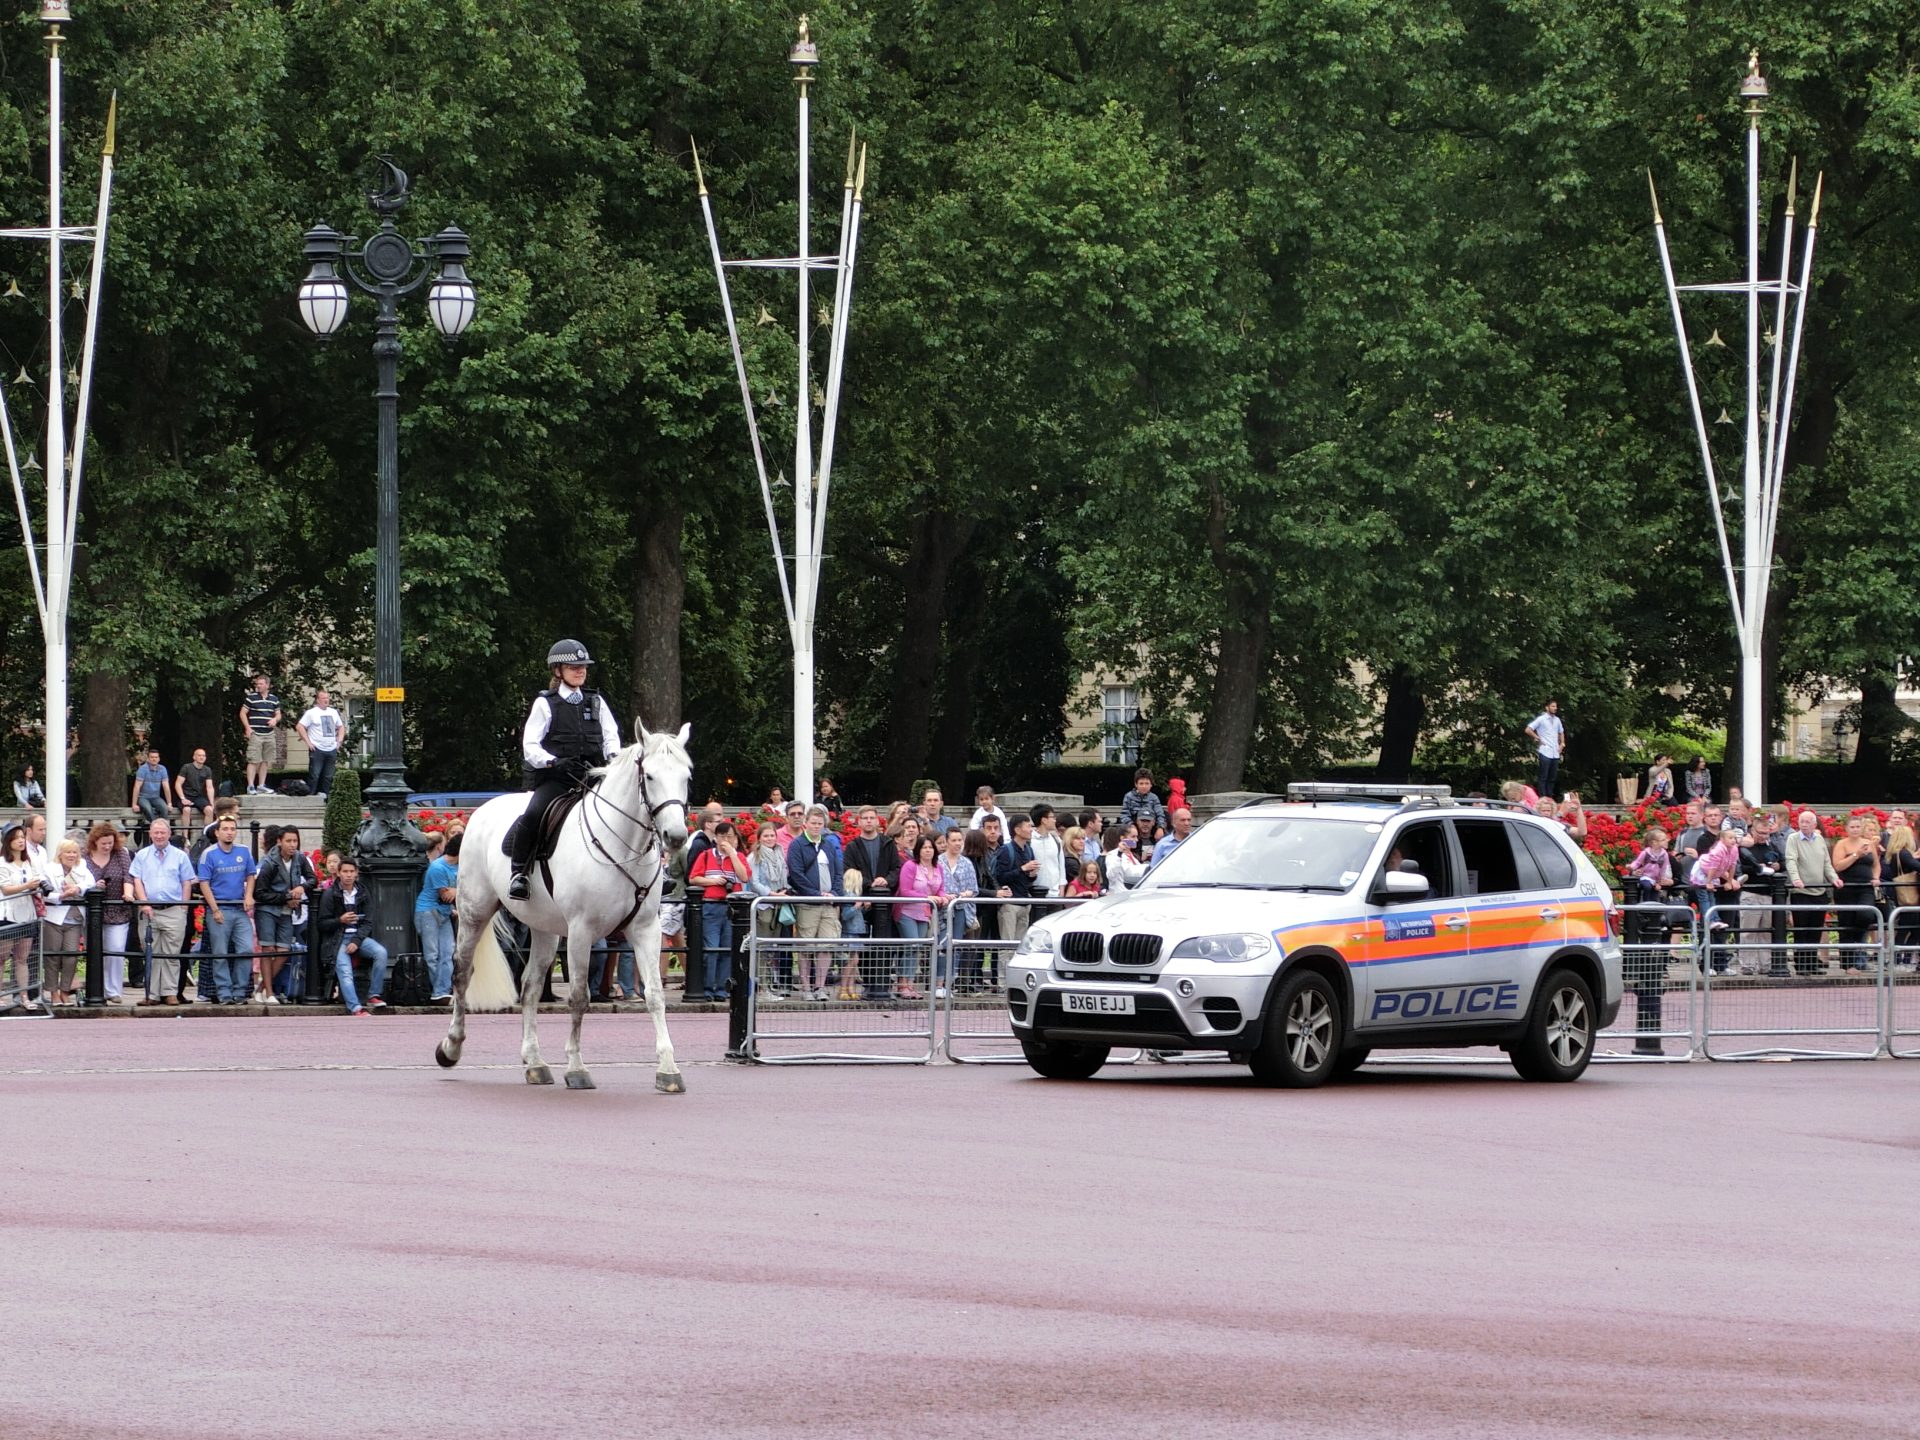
[1063,992,1135,1015]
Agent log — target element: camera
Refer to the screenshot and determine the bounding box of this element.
[37,878,58,898]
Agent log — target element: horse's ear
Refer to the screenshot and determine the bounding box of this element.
[635,717,650,744]
[676,722,692,745]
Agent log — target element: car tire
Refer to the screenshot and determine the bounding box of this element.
[1509,966,1597,1082]
[1019,1036,1111,1080]
[1247,968,1341,1088]
[1331,1046,1371,1078]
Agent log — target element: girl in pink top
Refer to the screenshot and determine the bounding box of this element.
[895,835,944,999]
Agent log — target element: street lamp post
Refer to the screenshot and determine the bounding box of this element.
[297,157,476,965]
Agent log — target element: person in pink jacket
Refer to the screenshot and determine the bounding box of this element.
[894,835,944,1000]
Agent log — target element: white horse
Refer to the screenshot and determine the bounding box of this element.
[434,721,693,1092]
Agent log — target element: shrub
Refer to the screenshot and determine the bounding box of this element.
[323,766,364,858]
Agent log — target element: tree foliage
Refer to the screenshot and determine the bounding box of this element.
[0,0,1916,805]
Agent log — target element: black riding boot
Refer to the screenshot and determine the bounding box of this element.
[508,865,531,901]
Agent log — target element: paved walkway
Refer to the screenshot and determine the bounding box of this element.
[4,1018,1917,1439]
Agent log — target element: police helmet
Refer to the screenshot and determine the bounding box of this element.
[547,639,593,667]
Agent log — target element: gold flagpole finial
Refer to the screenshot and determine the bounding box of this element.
[690,136,707,197]
[1647,169,1663,225]
[1784,155,1798,215]
[103,91,117,157]
[843,129,856,188]
[854,143,868,201]
[1808,171,1824,228]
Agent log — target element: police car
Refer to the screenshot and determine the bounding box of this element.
[1006,784,1622,1086]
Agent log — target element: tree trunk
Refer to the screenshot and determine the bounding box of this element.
[878,511,975,799]
[1193,601,1269,793]
[928,549,990,804]
[1193,474,1269,794]
[78,669,132,808]
[1375,666,1424,782]
[628,499,685,733]
[1852,672,1902,796]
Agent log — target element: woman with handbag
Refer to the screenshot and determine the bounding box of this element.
[84,823,136,1004]
[895,835,944,1001]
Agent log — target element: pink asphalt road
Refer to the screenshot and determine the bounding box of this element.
[4,1014,1918,1439]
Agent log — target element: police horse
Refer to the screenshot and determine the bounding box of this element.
[434,722,693,1092]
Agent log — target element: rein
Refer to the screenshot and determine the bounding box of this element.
[573,748,687,923]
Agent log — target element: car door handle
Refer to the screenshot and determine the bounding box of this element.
[1538,908,1562,920]
[1443,915,1468,930]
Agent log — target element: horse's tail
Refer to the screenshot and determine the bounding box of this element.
[466,920,519,1011]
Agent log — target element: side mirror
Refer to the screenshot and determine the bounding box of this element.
[1376,870,1430,902]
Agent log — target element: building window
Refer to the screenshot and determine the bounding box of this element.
[1103,684,1141,765]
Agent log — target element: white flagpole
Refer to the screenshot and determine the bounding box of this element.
[791,27,816,809]
[45,7,69,844]
[64,92,115,568]
[1739,75,1765,802]
[701,18,863,815]
[1650,172,1745,636]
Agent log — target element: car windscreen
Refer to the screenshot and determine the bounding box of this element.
[1143,814,1378,892]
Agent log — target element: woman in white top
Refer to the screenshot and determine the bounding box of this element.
[1101,826,1148,891]
[40,838,94,1005]
[1,820,48,1012]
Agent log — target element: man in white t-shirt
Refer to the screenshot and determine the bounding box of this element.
[1525,699,1566,799]
[296,689,346,799]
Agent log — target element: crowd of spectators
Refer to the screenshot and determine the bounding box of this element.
[1603,789,1918,977]
[671,771,1194,1003]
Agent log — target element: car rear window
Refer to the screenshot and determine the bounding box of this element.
[1515,823,1577,888]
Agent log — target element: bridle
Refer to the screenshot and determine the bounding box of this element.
[575,744,688,900]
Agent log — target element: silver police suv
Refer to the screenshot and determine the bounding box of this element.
[1006,784,1623,1086]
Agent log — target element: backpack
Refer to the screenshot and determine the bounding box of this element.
[383,952,433,1006]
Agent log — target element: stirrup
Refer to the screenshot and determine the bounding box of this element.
[508,868,531,900]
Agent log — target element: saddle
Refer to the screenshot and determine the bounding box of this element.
[501,784,593,868]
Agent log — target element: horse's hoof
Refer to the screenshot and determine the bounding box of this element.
[434,1042,459,1069]
[655,1071,686,1095]
[525,1064,555,1085]
[564,1070,596,1090]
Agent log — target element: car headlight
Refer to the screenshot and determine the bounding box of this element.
[1014,929,1055,957]
[1169,932,1274,963]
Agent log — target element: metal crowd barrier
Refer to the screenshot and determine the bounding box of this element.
[1700,903,1886,1061]
[0,919,48,1018]
[741,895,940,1063]
[943,894,1090,1064]
[1597,898,1700,1062]
[1884,904,1920,1060]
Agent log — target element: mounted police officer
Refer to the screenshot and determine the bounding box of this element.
[510,639,624,901]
